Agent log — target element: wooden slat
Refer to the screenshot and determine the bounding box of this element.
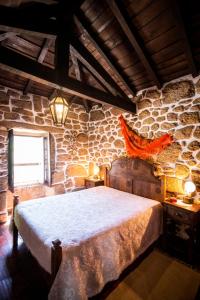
[0,32,16,42]
[70,48,90,112]
[24,39,52,94]
[75,11,135,97]
[0,47,136,113]
[70,39,127,97]
[107,0,161,88]
[170,0,198,77]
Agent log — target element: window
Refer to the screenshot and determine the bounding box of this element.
[8,129,50,188]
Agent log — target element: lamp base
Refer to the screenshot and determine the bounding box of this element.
[183,196,194,204]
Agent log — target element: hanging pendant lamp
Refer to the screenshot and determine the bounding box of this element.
[49,90,69,126]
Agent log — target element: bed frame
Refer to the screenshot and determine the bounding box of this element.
[105,157,165,202]
[12,157,165,283]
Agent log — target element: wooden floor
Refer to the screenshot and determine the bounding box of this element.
[1,221,200,300]
[0,222,48,300]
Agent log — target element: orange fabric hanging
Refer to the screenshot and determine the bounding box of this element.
[119,115,173,159]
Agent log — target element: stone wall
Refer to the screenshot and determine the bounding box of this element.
[0,86,89,222]
[88,75,200,197]
[0,74,200,222]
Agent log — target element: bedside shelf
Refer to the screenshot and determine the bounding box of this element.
[162,201,200,265]
[85,178,104,189]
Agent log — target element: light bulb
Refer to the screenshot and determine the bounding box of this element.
[184,181,196,195]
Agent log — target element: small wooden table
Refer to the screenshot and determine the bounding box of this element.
[162,200,200,265]
[85,178,104,189]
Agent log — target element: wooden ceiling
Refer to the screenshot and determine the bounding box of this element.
[0,0,199,113]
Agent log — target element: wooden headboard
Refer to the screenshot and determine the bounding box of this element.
[105,157,165,202]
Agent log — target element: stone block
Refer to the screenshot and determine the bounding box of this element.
[196,151,200,161]
[157,116,166,122]
[191,170,200,192]
[157,143,181,163]
[193,126,200,139]
[182,152,194,160]
[137,99,152,109]
[162,80,195,104]
[175,164,190,179]
[153,99,162,107]
[166,177,184,194]
[4,112,20,120]
[74,177,85,188]
[175,126,194,139]
[138,110,150,120]
[152,111,159,117]
[78,148,88,156]
[114,139,124,148]
[90,110,105,121]
[0,176,8,192]
[180,112,200,124]
[77,133,88,143]
[188,141,200,151]
[151,123,159,131]
[11,99,32,110]
[51,171,65,184]
[79,113,89,122]
[145,89,161,99]
[167,113,178,121]
[0,106,10,112]
[33,96,42,112]
[143,117,154,125]
[66,164,87,177]
[35,116,44,125]
[193,98,200,104]
[161,122,176,130]
[68,111,78,120]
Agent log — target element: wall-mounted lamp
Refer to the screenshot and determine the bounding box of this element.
[49,90,69,126]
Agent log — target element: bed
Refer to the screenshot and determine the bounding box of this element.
[12,157,165,300]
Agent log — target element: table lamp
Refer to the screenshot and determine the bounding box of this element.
[183,180,196,204]
[93,164,100,180]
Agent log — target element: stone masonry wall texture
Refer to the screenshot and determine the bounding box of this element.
[0,85,89,222]
[88,75,200,197]
[0,74,200,221]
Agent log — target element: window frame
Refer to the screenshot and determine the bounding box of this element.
[8,128,51,190]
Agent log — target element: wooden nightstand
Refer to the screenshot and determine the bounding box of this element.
[162,200,200,265]
[85,178,104,189]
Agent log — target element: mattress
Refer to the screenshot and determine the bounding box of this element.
[14,186,163,300]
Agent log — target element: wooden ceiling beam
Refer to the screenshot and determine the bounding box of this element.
[70,48,90,112]
[24,39,52,95]
[0,47,136,114]
[107,0,161,88]
[70,38,131,100]
[75,11,136,98]
[171,0,198,77]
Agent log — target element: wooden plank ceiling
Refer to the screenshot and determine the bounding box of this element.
[0,0,199,113]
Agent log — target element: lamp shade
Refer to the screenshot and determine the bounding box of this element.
[49,94,69,126]
[184,180,196,195]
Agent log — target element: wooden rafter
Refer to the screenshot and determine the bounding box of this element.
[70,48,90,112]
[171,0,198,77]
[75,11,136,97]
[0,5,57,39]
[70,39,131,99]
[0,32,16,42]
[24,38,52,94]
[107,0,161,88]
[0,47,136,113]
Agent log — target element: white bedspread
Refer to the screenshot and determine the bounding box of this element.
[14,186,163,300]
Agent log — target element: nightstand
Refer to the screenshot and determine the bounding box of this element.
[162,200,200,265]
[85,178,104,189]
